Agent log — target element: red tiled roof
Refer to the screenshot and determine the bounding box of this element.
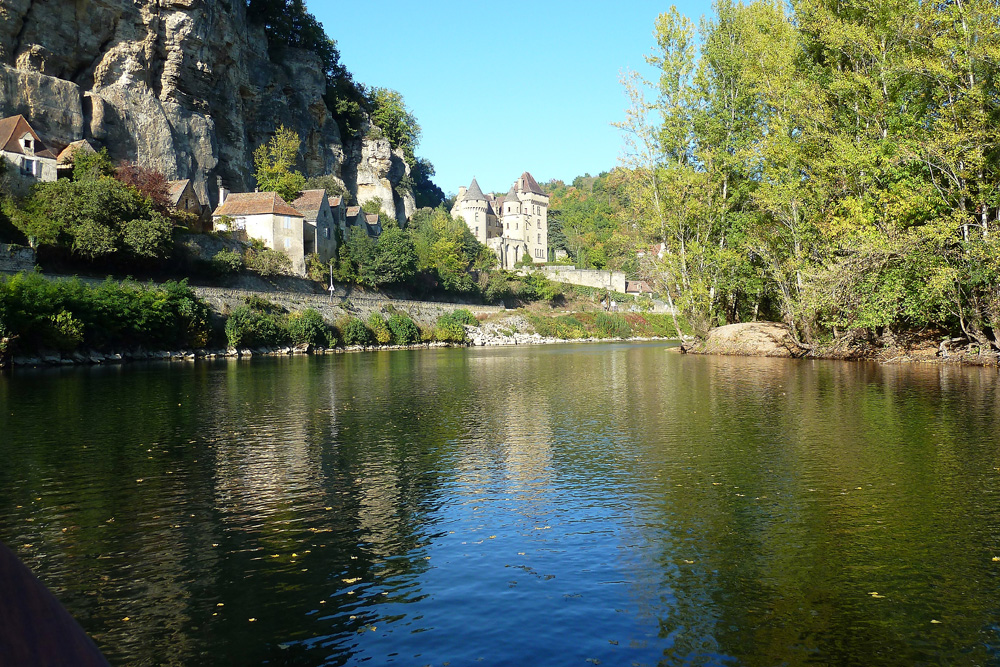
[291,189,327,213]
[625,280,653,294]
[365,213,379,225]
[517,171,546,196]
[212,192,303,218]
[56,139,95,166]
[0,115,58,159]
[346,205,361,217]
[328,195,343,207]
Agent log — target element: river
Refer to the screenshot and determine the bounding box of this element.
[1,343,999,666]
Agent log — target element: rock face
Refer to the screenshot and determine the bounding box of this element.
[684,322,806,358]
[0,0,414,222]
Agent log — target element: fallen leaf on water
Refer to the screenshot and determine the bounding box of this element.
[248,618,257,622]
[931,619,942,624]
[992,556,1000,562]
[122,617,130,622]
[217,603,224,607]
[342,577,360,584]
[869,592,885,599]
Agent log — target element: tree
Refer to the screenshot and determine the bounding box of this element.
[253,125,307,202]
[368,225,417,286]
[115,162,172,214]
[369,88,420,165]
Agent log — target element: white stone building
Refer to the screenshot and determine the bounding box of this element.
[291,189,338,264]
[452,171,549,269]
[0,115,57,183]
[212,191,307,275]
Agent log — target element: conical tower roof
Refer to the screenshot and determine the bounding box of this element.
[465,177,486,201]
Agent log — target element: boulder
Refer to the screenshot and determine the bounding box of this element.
[685,322,807,358]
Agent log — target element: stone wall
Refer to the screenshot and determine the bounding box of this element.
[190,285,503,327]
[533,266,627,293]
[0,243,36,273]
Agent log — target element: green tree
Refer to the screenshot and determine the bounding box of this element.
[253,125,307,202]
[369,88,421,165]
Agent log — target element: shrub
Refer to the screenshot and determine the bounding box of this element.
[387,313,420,344]
[213,249,244,275]
[287,308,328,346]
[434,312,468,343]
[245,241,292,276]
[340,316,371,346]
[225,305,288,348]
[595,312,630,339]
[367,312,391,344]
[450,308,477,326]
[46,310,84,352]
[306,253,330,283]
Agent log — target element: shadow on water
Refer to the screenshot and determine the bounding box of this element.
[2,346,1000,665]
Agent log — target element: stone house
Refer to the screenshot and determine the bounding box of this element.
[328,195,345,231]
[167,179,206,230]
[343,205,382,239]
[452,171,549,269]
[291,189,338,264]
[0,115,57,183]
[212,191,306,275]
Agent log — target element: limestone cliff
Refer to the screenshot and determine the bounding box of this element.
[0,0,413,221]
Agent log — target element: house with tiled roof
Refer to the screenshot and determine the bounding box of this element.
[212,191,307,274]
[0,115,58,183]
[291,189,337,264]
[451,171,549,269]
[55,139,96,178]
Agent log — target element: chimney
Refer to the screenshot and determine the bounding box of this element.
[458,186,467,200]
[218,179,229,206]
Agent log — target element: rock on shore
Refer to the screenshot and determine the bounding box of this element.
[683,322,807,358]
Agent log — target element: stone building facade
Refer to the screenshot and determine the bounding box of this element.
[451,171,548,270]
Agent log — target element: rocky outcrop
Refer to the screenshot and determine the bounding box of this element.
[683,322,807,358]
[0,0,415,222]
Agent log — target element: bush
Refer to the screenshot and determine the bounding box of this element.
[450,308,477,326]
[595,312,630,339]
[0,272,211,353]
[245,241,292,276]
[387,313,420,344]
[287,309,328,346]
[46,310,85,352]
[434,312,468,343]
[213,249,244,275]
[225,305,288,348]
[306,253,330,283]
[339,316,371,346]
[367,312,391,344]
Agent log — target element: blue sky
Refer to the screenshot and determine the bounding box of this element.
[312,1,710,196]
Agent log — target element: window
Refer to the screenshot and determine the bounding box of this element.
[284,237,292,249]
[537,234,541,244]
[283,217,292,229]
[21,136,33,152]
[475,226,479,235]
[20,158,36,177]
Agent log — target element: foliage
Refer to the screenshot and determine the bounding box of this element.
[367,312,391,344]
[286,308,329,346]
[407,207,484,293]
[6,176,172,261]
[594,312,630,339]
[411,158,445,209]
[304,175,347,199]
[212,249,245,275]
[434,312,469,343]
[339,316,371,346]
[244,240,292,276]
[369,88,420,165]
[609,0,1000,348]
[450,309,477,326]
[225,305,287,348]
[253,125,307,202]
[0,272,211,353]
[71,148,116,181]
[306,252,330,282]
[361,197,384,216]
[482,270,563,305]
[387,312,420,344]
[115,162,172,214]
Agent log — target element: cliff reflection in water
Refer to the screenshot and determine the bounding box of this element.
[2,346,1000,666]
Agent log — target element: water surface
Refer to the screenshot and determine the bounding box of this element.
[2,344,1000,665]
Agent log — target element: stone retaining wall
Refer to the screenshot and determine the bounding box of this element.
[189,285,504,326]
[0,244,36,273]
[532,266,627,293]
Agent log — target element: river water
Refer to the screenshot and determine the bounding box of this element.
[2,343,1000,666]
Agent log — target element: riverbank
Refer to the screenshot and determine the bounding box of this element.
[682,321,1000,367]
[5,336,678,368]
